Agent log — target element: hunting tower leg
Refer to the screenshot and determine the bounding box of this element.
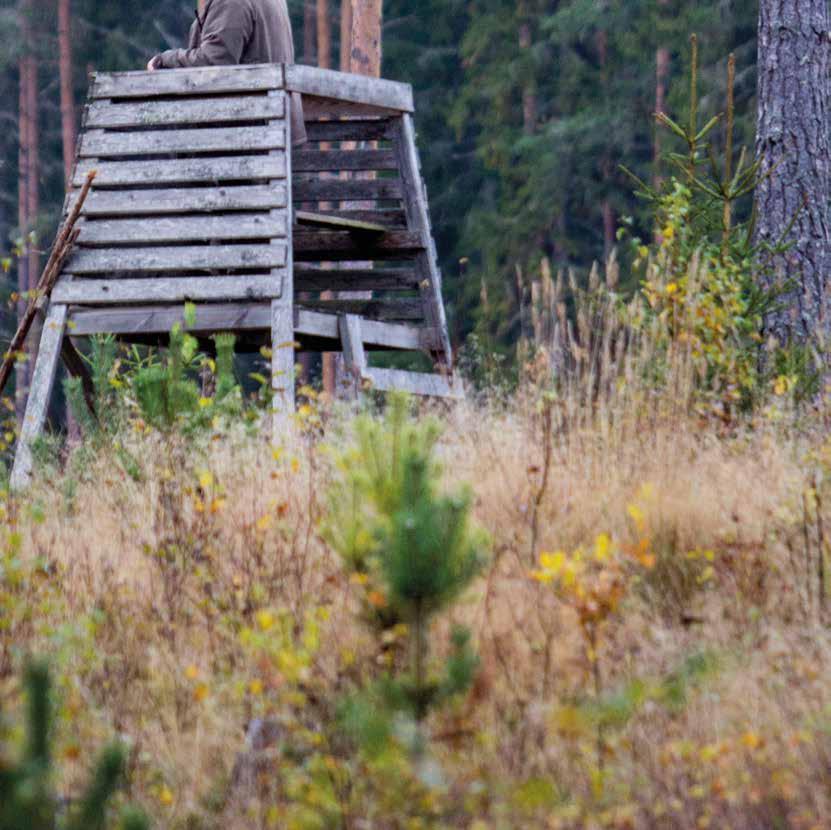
[271,301,295,437]
[10,303,68,490]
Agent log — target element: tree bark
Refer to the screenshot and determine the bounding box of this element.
[349,0,382,76]
[303,0,316,64]
[58,0,76,186]
[317,0,331,69]
[754,0,831,349]
[17,0,40,421]
[340,0,352,72]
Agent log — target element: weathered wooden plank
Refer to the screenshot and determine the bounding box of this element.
[292,177,403,202]
[394,114,453,366]
[305,119,395,143]
[292,149,397,173]
[293,230,423,261]
[74,156,286,187]
[66,184,287,217]
[66,244,287,274]
[302,98,402,120]
[80,126,285,158]
[295,211,387,233]
[338,314,367,399]
[11,304,68,490]
[297,209,406,228]
[364,367,461,398]
[271,300,296,426]
[80,215,287,245]
[92,65,284,99]
[298,297,424,321]
[66,303,428,350]
[86,95,285,129]
[52,274,283,305]
[284,65,413,112]
[294,266,418,291]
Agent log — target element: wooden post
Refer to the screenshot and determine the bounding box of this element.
[10,304,68,490]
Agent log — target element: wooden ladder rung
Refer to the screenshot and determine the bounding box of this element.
[295,210,388,234]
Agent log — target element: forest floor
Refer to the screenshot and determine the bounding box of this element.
[3,388,831,829]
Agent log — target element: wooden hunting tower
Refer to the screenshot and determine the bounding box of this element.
[11,64,458,488]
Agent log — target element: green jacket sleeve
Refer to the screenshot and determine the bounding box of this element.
[155,0,253,68]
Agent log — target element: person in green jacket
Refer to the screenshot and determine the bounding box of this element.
[147,0,306,144]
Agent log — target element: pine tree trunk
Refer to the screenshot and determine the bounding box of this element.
[317,0,331,69]
[754,0,831,349]
[340,0,352,73]
[303,0,316,63]
[58,0,75,185]
[17,0,40,421]
[349,0,382,76]
[653,0,670,190]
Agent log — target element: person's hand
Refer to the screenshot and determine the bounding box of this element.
[146,56,159,71]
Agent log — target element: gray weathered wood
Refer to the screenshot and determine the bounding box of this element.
[86,95,285,129]
[52,274,284,304]
[296,209,406,228]
[65,304,427,351]
[271,301,296,429]
[79,215,287,245]
[295,211,387,233]
[364,367,461,398]
[302,97,402,121]
[338,314,367,399]
[67,244,287,274]
[92,65,284,99]
[74,155,286,187]
[292,178,403,202]
[10,304,68,490]
[80,126,285,158]
[293,230,422,260]
[295,266,418,291]
[394,114,453,367]
[66,184,287,217]
[305,119,394,143]
[299,297,424,321]
[285,65,413,112]
[293,149,397,173]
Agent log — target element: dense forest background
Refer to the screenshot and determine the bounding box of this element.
[0,0,759,352]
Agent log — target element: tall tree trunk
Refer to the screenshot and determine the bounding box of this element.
[518,3,536,136]
[303,0,316,63]
[58,0,75,185]
[17,0,40,420]
[340,0,352,73]
[349,0,382,76]
[754,0,831,350]
[654,0,670,189]
[596,28,615,261]
[317,0,331,69]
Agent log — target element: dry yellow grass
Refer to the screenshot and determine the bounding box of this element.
[3,384,831,828]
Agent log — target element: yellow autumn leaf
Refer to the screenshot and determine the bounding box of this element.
[256,610,275,631]
[594,533,612,562]
[199,471,214,490]
[256,514,273,532]
[539,551,566,574]
[184,664,199,681]
[159,786,174,807]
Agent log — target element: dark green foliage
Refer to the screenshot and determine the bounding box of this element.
[0,661,149,830]
[326,394,488,749]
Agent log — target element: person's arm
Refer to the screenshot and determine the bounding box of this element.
[151,0,253,68]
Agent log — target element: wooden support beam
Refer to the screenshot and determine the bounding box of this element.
[292,177,403,202]
[305,119,395,143]
[295,211,388,234]
[293,149,398,173]
[294,265,418,291]
[338,314,367,399]
[11,304,68,489]
[284,65,413,112]
[364,367,462,398]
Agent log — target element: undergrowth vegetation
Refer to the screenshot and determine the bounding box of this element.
[3,48,831,830]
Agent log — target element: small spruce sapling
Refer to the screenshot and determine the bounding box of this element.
[325,394,488,754]
[0,661,149,830]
